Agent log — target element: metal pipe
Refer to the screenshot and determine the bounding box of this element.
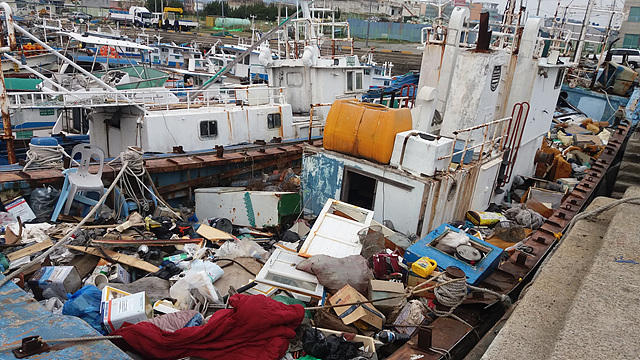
[2,54,70,93]
[12,23,147,113]
[574,0,596,63]
[307,103,332,144]
[191,0,316,101]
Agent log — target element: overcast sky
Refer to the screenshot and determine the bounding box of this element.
[471,0,625,25]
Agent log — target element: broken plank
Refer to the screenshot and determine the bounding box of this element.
[64,245,159,273]
[196,224,234,241]
[91,238,204,247]
[73,254,101,279]
[7,239,53,262]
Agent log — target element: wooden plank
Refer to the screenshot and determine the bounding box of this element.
[64,245,159,273]
[73,254,101,279]
[196,224,234,241]
[7,239,53,261]
[92,238,204,247]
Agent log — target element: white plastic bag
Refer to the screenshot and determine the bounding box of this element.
[216,239,269,261]
[169,270,222,310]
[189,259,224,283]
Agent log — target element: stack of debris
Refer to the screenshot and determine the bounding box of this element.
[0,157,556,359]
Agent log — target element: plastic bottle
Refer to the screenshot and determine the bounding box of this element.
[375,330,411,344]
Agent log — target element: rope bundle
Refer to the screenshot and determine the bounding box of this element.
[432,272,468,316]
[22,143,73,171]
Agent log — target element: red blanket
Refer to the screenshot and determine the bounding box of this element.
[112,294,305,360]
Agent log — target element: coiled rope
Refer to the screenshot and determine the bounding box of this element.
[22,144,74,171]
[107,147,182,219]
[432,272,468,316]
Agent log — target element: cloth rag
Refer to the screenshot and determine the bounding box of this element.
[112,294,305,360]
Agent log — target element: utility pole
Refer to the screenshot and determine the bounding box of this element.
[366,0,372,47]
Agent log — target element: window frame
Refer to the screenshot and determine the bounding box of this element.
[199,120,218,139]
[267,113,282,129]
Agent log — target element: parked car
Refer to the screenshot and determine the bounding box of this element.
[600,48,640,69]
[68,12,92,21]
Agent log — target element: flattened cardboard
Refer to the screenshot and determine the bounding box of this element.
[370,280,405,315]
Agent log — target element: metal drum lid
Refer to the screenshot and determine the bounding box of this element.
[455,244,482,264]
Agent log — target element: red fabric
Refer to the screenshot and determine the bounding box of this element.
[112,294,305,360]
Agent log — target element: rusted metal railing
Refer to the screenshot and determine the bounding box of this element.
[439,116,513,173]
[307,103,332,144]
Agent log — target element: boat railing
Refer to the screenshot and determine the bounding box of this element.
[169,86,288,110]
[7,86,288,111]
[438,116,513,172]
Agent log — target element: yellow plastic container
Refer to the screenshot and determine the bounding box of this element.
[323,99,412,164]
[411,256,437,278]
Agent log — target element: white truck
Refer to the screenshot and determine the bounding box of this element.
[157,7,198,31]
[108,6,154,27]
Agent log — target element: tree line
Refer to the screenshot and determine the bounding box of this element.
[203,2,296,21]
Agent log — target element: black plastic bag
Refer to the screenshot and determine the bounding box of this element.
[302,325,364,360]
[30,186,60,221]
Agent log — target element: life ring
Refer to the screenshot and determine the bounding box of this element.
[99,46,119,58]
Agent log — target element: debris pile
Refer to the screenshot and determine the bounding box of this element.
[0,148,578,360]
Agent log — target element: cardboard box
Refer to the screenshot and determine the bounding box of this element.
[406,270,440,299]
[329,284,385,330]
[28,266,81,300]
[370,280,405,315]
[5,196,36,222]
[102,291,152,333]
[108,264,131,283]
[101,285,131,303]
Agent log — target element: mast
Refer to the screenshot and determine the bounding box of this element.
[573,0,596,63]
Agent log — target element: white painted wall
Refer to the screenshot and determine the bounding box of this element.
[90,103,295,156]
[440,50,508,141]
[302,148,485,238]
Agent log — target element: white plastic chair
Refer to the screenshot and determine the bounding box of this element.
[62,144,105,215]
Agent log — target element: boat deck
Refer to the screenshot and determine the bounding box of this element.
[0,276,130,359]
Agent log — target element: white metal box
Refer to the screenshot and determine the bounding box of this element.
[194,187,300,228]
[390,131,454,177]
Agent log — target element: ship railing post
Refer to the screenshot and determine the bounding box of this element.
[0,2,17,164]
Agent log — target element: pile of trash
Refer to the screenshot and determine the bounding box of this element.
[0,165,559,359]
[1,184,435,360]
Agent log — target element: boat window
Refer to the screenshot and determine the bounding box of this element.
[199,120,218,138]
[364,68,371,75]
[384,80,390,86]
[286,72,303,87]
[374,69,382,75]
[347,71,354,91]
[243,56,250,65]
[346,70,363,92]
[554,68,565,89]
[268,113,282,129]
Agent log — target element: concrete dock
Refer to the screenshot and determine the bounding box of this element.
[479,187,640,359]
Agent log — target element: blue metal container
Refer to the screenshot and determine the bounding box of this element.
[403,224,504,285]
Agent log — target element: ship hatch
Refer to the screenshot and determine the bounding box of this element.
[341,170,377,211]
